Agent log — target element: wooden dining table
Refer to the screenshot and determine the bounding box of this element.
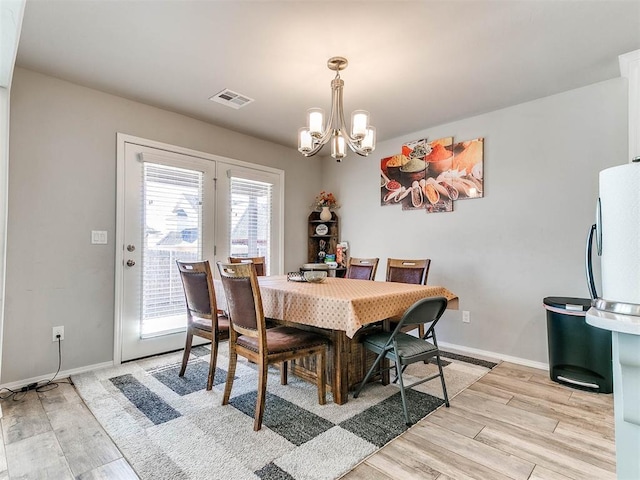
[215,275,458,404]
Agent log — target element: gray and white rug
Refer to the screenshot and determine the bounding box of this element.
[72,343,497,480]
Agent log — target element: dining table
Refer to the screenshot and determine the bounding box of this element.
[215,275,458,405]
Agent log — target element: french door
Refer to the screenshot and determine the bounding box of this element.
[116,135,283,362]
[120,143,216,361]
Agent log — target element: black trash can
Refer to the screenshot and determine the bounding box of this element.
[543,297,613,393]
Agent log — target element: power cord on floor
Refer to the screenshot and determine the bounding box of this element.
[0,333,72,401]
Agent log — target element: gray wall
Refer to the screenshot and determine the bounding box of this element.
[2,67,629,384]
[324,78,628,365]
[3,67,321,384]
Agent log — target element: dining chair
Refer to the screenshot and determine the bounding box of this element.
[354,296,450,426]
[217,261,328,431]
[346,257,379,280]
[176,260,230,391]
[228,256,266,276]
[386,258,431,337]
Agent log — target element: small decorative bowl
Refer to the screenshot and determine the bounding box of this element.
[303,271,327,283]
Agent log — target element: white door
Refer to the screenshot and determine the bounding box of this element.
[120,142,216,361]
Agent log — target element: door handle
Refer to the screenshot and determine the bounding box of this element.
[126,259,136,267]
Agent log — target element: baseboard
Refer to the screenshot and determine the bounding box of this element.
[0,360,114,392]
[438,341,549,371]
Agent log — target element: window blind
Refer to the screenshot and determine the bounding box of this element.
[142,162,203,333]
[229,176,272,273]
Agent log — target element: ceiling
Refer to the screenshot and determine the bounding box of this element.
[15,1,640,150]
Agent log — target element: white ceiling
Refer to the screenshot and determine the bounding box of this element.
[15,0,640,150]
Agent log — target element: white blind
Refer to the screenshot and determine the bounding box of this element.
[142,162,203,327]
[229,176,272,273]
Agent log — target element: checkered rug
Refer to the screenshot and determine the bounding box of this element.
[72,343,497,480]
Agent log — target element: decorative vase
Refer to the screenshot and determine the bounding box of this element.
[319,206,332,221]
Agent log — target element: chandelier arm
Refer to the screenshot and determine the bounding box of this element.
[302,142,326,157]
[336,81,368,156]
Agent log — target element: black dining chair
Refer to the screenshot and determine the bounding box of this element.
[354,296,450,426]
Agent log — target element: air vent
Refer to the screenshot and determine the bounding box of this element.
[209,89,254,109]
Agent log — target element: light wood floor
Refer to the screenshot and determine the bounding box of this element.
[343,362,615,480]
[0,362,614,479]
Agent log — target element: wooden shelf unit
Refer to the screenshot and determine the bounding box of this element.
[307,211,339,264]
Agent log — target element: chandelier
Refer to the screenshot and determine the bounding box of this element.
[298,57,376,162]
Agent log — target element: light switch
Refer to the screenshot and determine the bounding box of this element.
[91,230,108,244]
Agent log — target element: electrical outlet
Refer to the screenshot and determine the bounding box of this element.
[52,326,64,342]
[462,311,470,323]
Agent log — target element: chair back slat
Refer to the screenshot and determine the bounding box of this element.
[176,261,217,322]
[228,256,266,276]
[346,257,379,280]
[217,261,266,339]
[386,258,431,285]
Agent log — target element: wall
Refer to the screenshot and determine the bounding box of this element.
[324,78,628,365]
[0,88,9,389]
[3,67,321,385]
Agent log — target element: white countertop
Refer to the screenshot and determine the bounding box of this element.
[586,307,640,335]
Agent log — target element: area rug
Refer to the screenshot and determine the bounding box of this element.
[72,343,497,480]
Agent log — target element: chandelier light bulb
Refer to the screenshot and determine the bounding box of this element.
[331,133,346,160]
[361,126,376,153]
[298,127,313,153]
[308,108,324,137]
[351,110,369,140]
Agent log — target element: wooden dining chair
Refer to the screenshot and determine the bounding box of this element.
[346,257,379,280]
[228,256,266,276]
[354,296,450,426]
[386,258,431,337]
[217,261,328,431]
[176,260,230,391]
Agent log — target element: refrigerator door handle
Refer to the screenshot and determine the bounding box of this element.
[596,197,602,255]
[586,223,598,300]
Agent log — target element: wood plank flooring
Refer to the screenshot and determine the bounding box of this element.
[0,381,138,479]
[343,362,615,480]
[0,362,614,479]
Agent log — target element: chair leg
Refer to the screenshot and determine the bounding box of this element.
[435,351,450,407]
[393,364,408,384]
[396,360,412,426]
[254,361,269,431]
[179,331,193,377]
[354,348,386,398]
[222,343,238,406]
[280,361,288,385]
[316,349,326,405]
[207,338,218,391]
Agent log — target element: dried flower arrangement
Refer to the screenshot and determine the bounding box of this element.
[314,191,339,210]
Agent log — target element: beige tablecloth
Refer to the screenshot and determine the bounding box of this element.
[215,275,457,338]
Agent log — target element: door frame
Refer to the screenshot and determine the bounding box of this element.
[115,133,285,365]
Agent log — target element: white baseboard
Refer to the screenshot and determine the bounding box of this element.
[0,360,114,392]
[439,341,549,371]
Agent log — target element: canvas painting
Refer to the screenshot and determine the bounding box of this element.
[380,136,483,213]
